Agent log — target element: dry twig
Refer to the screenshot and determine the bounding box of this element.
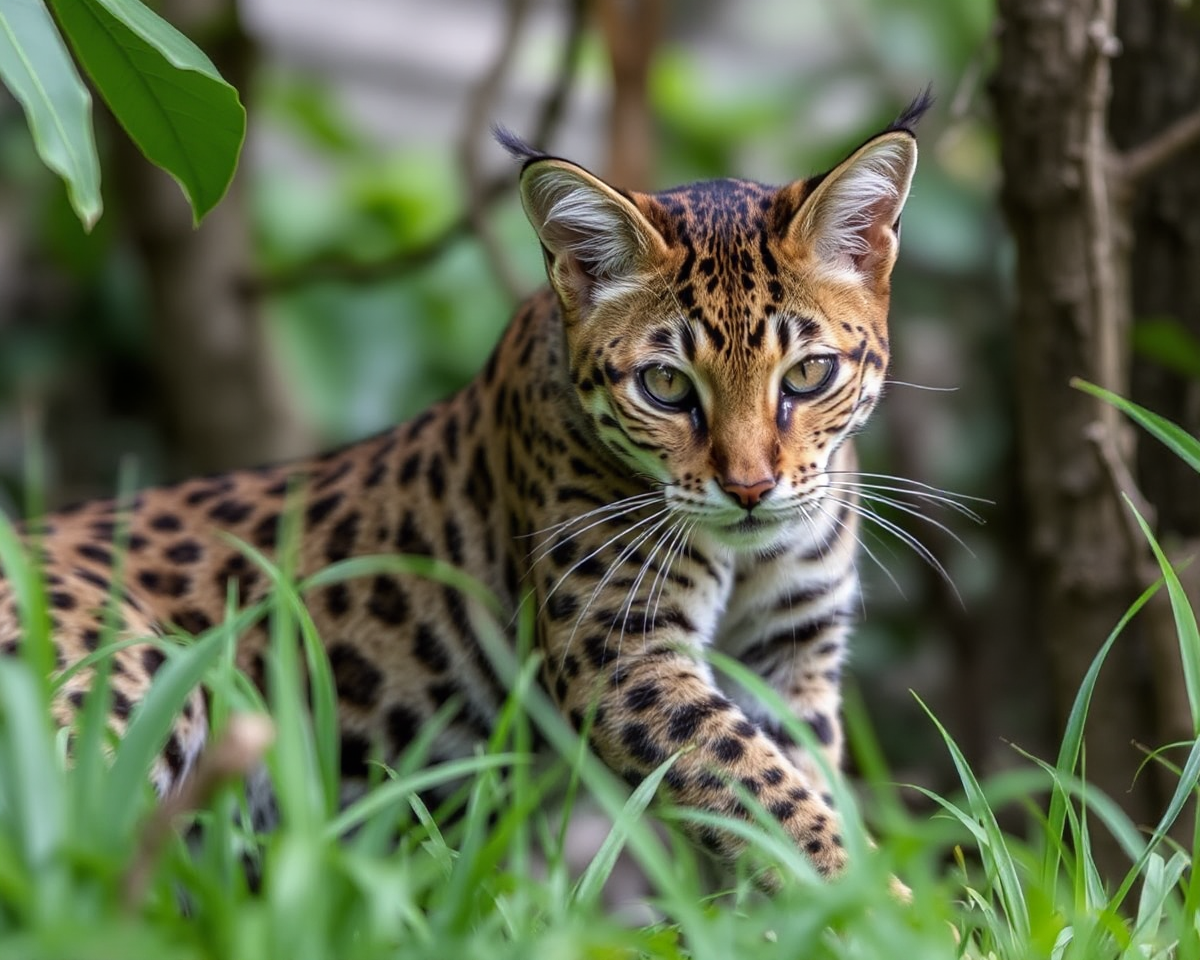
[248,0,587,297]
[461,0,534,301]
[123,713,275,909]
[1119,105,1200,186]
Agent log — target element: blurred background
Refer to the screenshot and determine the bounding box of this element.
[3,0,1196,862]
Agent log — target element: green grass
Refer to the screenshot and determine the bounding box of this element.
[0,386,1198,959]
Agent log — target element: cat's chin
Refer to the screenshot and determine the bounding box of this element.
[705,514,796,553]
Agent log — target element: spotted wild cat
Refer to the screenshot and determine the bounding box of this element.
[0,93,932,881]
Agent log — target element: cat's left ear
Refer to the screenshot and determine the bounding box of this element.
[783,130,917,290]
[517,159,669,313]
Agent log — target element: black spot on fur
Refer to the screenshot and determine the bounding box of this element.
[329,642,383,708]
[620,721,666,767]
[163,733,187,780]
[326,511,360,563]
[427,454,446,500]
[666,699,719,743]
[768,799,797,821]
[142,646,166,674]
[413,623,451,673]
[137,569,190,598]
[325,583,351,618]
[546,591,578,622]
[582,633,617,670]
[808,713,835,746]
[49,590,76,611]
[710,736,745,763]
[363,462,386,488]
[209,499,254,525]
[398,452,421,485]
[340,732,371,777]
[395,511,433,556]
[172,609,213,635]
[252,513,280,549]
[78,543,113,565]
[387,704,421,751]
[306,493,342,526]
[165,540,202,564]
[150,513,182,532]
[624,680,661,712]
[443,517,464,566]
[367,576,408,626]
[315,460,351,491]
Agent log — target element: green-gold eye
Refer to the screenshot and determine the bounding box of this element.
[782,356,837,396]
[639,365,694,407]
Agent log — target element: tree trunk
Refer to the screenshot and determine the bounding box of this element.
[596,0,665,190]
[1112,0,1200,816]
[992,0,1156,875]
[114,0,312,476]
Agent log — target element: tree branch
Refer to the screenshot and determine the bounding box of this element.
[245,0,586,298]
[1118,105,1200,186]
[460,0,533,302]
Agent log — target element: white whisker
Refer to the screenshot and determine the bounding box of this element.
[882,379,959,392]
[528,493,663,567]
[537,506,670,625]
[823,483,978,557]
[559,512,673,672]
[825,494,961,604]
[814,500,906,600]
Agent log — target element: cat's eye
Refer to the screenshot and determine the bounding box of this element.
[639,365,695,408]
[782,356,837,396]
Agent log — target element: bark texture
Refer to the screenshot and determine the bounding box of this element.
[114,0,312,476]
[993,0,1155,873]
[1113,0,1200,797]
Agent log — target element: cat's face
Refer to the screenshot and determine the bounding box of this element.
[517,125,917,552]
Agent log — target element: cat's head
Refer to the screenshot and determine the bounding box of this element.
[505,93,927,551]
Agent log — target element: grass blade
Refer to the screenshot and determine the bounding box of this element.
[573,751,681,907]
[104,629,225,841]
[1127,499,1200,729]
[1073,379,1200,475]
[914,692,1030,943]
[1042,576,1162,891]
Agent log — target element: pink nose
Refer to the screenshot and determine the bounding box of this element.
[720,477,775,509]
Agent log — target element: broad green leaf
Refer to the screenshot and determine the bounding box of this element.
[48,0,245,222]
[0,0,101,227]
[1072,378,1200,475]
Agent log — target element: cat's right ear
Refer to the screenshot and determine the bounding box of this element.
[518,160,667,312]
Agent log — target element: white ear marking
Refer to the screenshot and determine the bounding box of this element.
[794,134,917,280]
[527,168,645,278]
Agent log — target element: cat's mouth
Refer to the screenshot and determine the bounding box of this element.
[729,514,770,533]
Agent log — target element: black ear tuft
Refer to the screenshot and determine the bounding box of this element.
[492,125,546,167]
[886,85,935,135]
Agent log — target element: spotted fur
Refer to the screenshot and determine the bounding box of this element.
[0,94,929,880]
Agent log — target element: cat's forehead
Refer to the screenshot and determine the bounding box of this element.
[627,178,824,365]
[643,178,785,242]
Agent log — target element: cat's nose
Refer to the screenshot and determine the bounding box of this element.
[720,477,775,509]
